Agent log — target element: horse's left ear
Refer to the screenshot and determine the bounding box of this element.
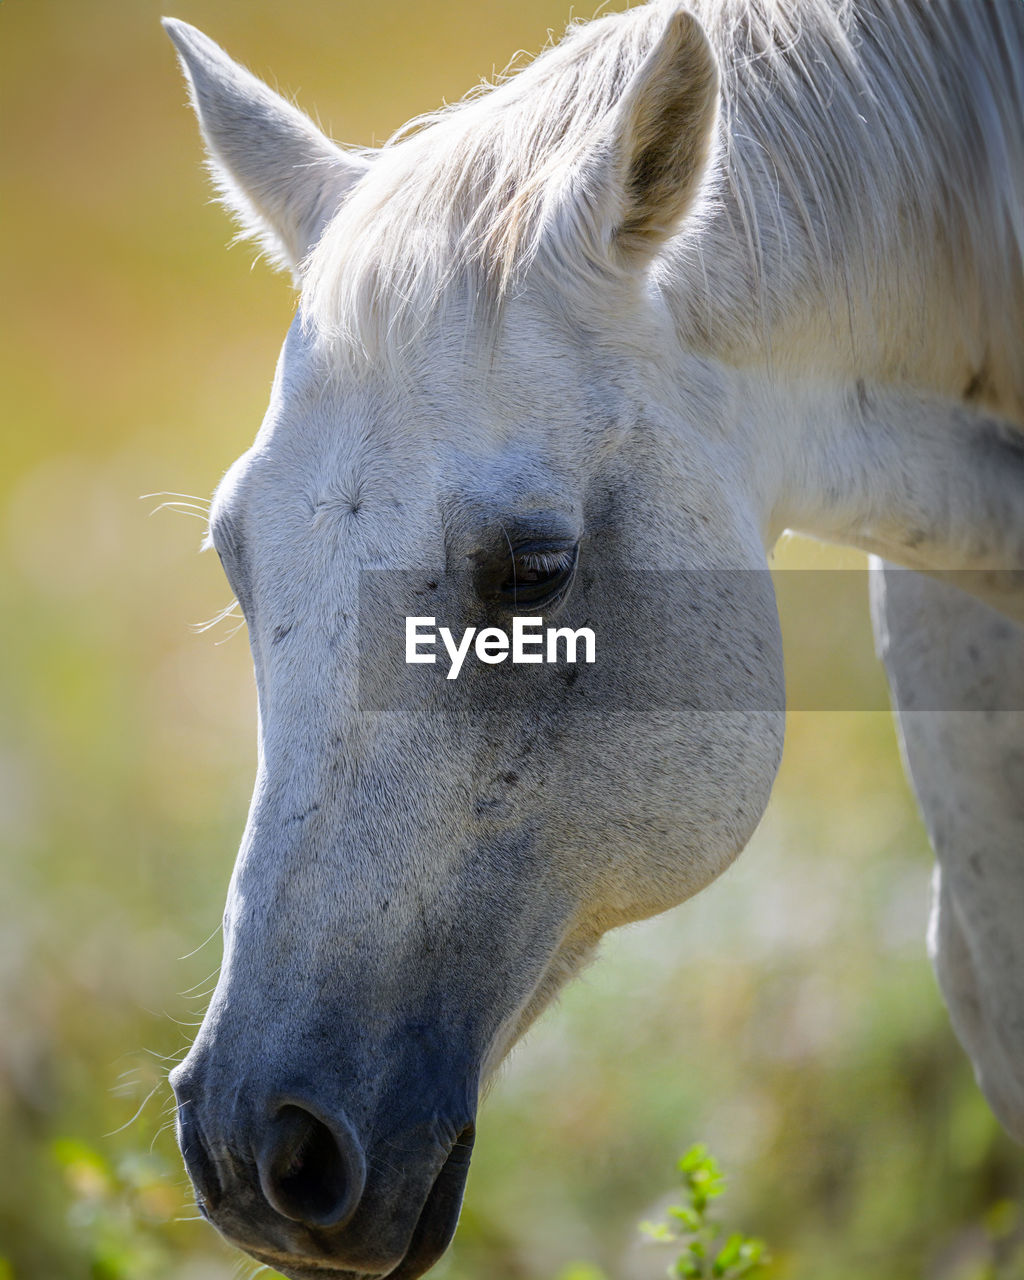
[163,18,369,278]
[610,8,720,263]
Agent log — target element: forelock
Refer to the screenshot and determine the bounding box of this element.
[299,5,676,375]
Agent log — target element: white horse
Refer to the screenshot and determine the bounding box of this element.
[163,3,1024,1277]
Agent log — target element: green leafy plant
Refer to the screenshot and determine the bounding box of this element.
[556,1145,768,1280]
[639,1145,767,1279]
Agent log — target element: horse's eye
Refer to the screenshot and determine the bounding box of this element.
[495,544,578,608]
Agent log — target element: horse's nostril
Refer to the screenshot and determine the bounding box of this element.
[257,1103,365,1230]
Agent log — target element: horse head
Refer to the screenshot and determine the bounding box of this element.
[163,10,803,1277]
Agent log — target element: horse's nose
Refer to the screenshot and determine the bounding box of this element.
[256,1102,366,1230]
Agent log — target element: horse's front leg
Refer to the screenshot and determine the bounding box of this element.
[871,565,1024,1144]
[768,381,1024,622]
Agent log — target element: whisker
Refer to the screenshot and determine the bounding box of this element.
[192,601,243,634]
[151,1118,179,1154]
[105,1080,165,1137]
[140,491,211,508]
[160,1011,206,1029]
[141,1044,191,1065]
[214,618,247,645]
[150,500,210,513]
[365,1153,404,1180]
[147,500,211,522]
[182,985,220,1003]
[179,929,223,963]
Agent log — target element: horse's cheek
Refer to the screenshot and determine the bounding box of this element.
[571,712,783,926]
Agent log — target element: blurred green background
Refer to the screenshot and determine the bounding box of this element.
[1,3,1021,1278]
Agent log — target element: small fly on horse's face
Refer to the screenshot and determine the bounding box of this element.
[164,3,1024,1277]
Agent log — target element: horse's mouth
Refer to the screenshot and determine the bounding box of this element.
[237,1126,476,1280]
[384,1125,475,1279]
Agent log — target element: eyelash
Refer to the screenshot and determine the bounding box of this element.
[491,542,579,608]
[514,549,577,576]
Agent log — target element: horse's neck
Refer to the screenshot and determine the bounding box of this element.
[662,0,1024,418]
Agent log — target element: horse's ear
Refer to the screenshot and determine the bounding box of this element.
[163,18,369,278]
[610,8,719,263]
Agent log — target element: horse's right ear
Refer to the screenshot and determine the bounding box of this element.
[608,8,719,264]
[163,18,369,279]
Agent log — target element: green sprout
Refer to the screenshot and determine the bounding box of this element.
[639,1145,768,1280]
[556,1145,768,1280]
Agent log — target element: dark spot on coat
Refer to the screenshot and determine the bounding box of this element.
[963,365,988,402]
[855,378,871,413]
[288,804,320,824]
[272,624,293,645]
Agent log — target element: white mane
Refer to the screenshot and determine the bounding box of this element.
[302,0,1024,388]
[302,6,670,365]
